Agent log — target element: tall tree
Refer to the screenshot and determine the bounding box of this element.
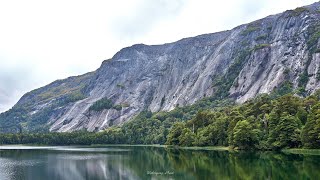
[232,120,260,149]
[301,103,320,148]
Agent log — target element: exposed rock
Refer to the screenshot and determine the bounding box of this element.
[1,2,320,132]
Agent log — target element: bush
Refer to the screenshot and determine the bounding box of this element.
[253,44,270,51]
[113,104,122,111]
[241,24,260,36]
[89,98,113,111]
[255,34,267,41]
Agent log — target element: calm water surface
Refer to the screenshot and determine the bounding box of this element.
[0,145,319,180]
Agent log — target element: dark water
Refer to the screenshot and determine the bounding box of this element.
[0,146,319,180]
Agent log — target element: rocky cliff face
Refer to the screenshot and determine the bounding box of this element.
[1,2,320,132]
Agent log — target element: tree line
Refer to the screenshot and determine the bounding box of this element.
[166,93,320,150]
[0,92,320,150]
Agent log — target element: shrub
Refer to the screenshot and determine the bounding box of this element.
[241,25,260,36]
[89,98,113,111]
[253,44,270,51]
[113,104,122,111]
[255,34,267,41]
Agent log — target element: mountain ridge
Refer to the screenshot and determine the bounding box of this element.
[1,2,320,133]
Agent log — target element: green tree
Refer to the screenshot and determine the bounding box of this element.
[89,98,113,111]
[227,109,245,145]
[232,120,260,149]
[301,103,320,148]
[268,112,301,149]
[277,113,301,148]
[179,128,196,146]
[166,122,185,145]
[187,111,213,133]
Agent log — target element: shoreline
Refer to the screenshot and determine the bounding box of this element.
[281,148,320,156]
[1,144,320,155]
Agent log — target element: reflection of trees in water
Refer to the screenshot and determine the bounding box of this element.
[1,148,320,180]
[121,146,183,180]
[159,149,320,180]
[165,149,231,180]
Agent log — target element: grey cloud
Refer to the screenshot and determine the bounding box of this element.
[239,0,267,15]
[110,0,189,40]
[0,64,36,112]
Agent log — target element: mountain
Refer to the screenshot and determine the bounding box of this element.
[1,2,320,133]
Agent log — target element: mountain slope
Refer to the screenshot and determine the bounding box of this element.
[1,2,320,133]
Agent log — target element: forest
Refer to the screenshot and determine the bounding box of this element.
[0,90,320,150]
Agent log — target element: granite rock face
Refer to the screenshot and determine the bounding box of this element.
[1,2,320,132]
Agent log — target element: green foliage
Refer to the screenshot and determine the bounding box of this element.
[255,34,268,41]
[164,93,317,150]
[253,44,270,51]
[113,104,122,111]
[88,98,126,112]
[283,68,290,75]
[212,49,251,98]
[64,91,86,103]
[116,84,125,89]
[89,98,114,111]
[35,73,93,103]
[270,81,293,98]
[2,92,320,151]
[232,120,260,149]
[301,103,320,148]
[307,24,320,53]
[186,110,212,132]
[165,122,185,145]
[268,113,301,149]
[295,23,320,95]
[293,7,309,14]
[160,96,166,107]
[241,24,260,36]
[287,7,309,17]
[308,31,320,50]
[0,106,28,133]
[296,107,308,125]
[298,72,309,89]
[195,118,228,146]
[317,68,320,80]
[178,128,196,146]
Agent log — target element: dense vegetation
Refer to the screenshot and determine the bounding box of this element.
[0,97,232,145]
[1,91,320,150]
[89,98,114,111]
[89,98,128,111]
[166,92,320,150]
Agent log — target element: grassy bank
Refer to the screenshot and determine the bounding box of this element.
[282,148,320,155]
[169,146,230,151]
[90,144,231,151]
[89,144,168,148]
[2,144,320,155]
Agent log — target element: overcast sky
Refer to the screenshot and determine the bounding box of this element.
[0,0,317,112]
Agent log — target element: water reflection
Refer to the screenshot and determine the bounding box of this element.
[0,146,319,180]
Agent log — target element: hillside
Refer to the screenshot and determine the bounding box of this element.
[1,2,320,133]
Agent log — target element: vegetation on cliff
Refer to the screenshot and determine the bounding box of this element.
[1,90,320,150]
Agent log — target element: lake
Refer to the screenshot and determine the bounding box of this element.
[0,145,319,180]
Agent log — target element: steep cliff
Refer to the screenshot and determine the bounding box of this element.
[1,2,320,132]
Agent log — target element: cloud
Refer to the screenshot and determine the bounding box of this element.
[0,0,317,112]
[109,0,188,40]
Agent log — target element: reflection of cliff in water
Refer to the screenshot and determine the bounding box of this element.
[0,147,320,180]
[47,153,139,180]
[0,149,139,180]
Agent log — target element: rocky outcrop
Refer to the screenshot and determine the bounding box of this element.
[1,2,320,132]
